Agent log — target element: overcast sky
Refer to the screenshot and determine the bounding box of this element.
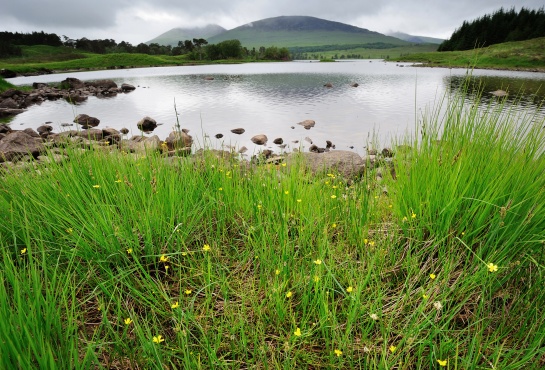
[1,1,543,44]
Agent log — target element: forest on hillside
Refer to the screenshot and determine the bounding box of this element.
[0,31,289,61]
[439,7,545,51]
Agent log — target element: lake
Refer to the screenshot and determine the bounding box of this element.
[6,61,545,155]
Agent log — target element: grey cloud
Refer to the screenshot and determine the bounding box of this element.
[2,0,131,28]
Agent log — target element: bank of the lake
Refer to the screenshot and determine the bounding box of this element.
[399,37,545,72]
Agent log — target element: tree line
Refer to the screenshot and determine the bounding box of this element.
[439,7,545,51]
[0,31,290,61]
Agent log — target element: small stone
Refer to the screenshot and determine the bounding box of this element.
[215,133,224,139]
[231,128,245,135]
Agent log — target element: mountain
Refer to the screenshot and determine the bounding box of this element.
[205,16,410,49]
[387,32,444,44]
[146,24,226,46]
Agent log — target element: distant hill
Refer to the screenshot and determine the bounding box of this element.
[146,24,226,46]
[205,16,410,49]
[387,32,444,45]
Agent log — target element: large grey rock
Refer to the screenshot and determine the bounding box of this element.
[251,134,268,145]
[61,78,85,89]
[0,131,45,162]
[124,135,161,154]
[137,116,157,132]
[0,98,19,109]
[165,130,193,150]
[121,83,136,92]
[74,114,100,128]
[37,125,53,135]
[297,120,315,130]
[286,150,365,178]
[88,79,118,89]
[78,129,103,141]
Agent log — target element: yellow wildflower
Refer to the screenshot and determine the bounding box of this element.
[331,195,337,199]
[275,269,280,275]
[164,265,169,272]
[93,185,100,188]
[334,349,342,357]
[20,248,27,255]
[294,327,302,337]
[411,213,416,219]
[346,286,354,293]
[429,273,436,280]
[286,291,293,298]
[313,259,322,265]
[171,301,180,308]
[115,179,122,183]
[389,345,397,353]
[203,244,211,251]
[124,318,132,325]
[126,248,133,254]
[218,187,223,191]
[422,294,429,299]
[185,289,192,295]
[369,313,379,320]
[281,163,287,167]
[160,254,168,262]
[402,216,408,222]
[332,223,337,228]
[487,262,498,272]
[297,199,302,203]
[437,359,447,366]
[152,335,165,343]
[181,252,188,256]
[66,228,73,234]
[313,275,320,282]
[284,190,289,195]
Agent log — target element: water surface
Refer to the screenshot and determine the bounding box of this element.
[7,61,545,155]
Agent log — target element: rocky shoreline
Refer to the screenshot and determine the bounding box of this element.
[0,76,395,181]
[0,77,137,118]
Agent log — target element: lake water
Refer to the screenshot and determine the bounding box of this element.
[6,61,545,155]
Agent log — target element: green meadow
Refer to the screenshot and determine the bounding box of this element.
[1,78,544,368]
[399,37,545,72]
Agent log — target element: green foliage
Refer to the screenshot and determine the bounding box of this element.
[439,7,545,51]
[0,77,15,92]
[0,81,544,367]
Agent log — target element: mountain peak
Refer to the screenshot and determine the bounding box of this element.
[146,24,226,46]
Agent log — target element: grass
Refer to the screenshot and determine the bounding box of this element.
[307,44,438,60]
[398,37,545,72]
[0,77,16,92]
[1,80,545,368]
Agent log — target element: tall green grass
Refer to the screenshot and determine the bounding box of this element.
[0,82,544,368]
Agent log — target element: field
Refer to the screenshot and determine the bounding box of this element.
[399,37,545,72]
[1,80,544,368]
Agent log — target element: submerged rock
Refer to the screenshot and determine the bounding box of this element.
[298,120,316,130]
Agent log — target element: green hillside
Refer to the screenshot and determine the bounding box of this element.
[146,24,226,46]
[399,37,545,71]
[387,32,444,44]
[207,16,409,49]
